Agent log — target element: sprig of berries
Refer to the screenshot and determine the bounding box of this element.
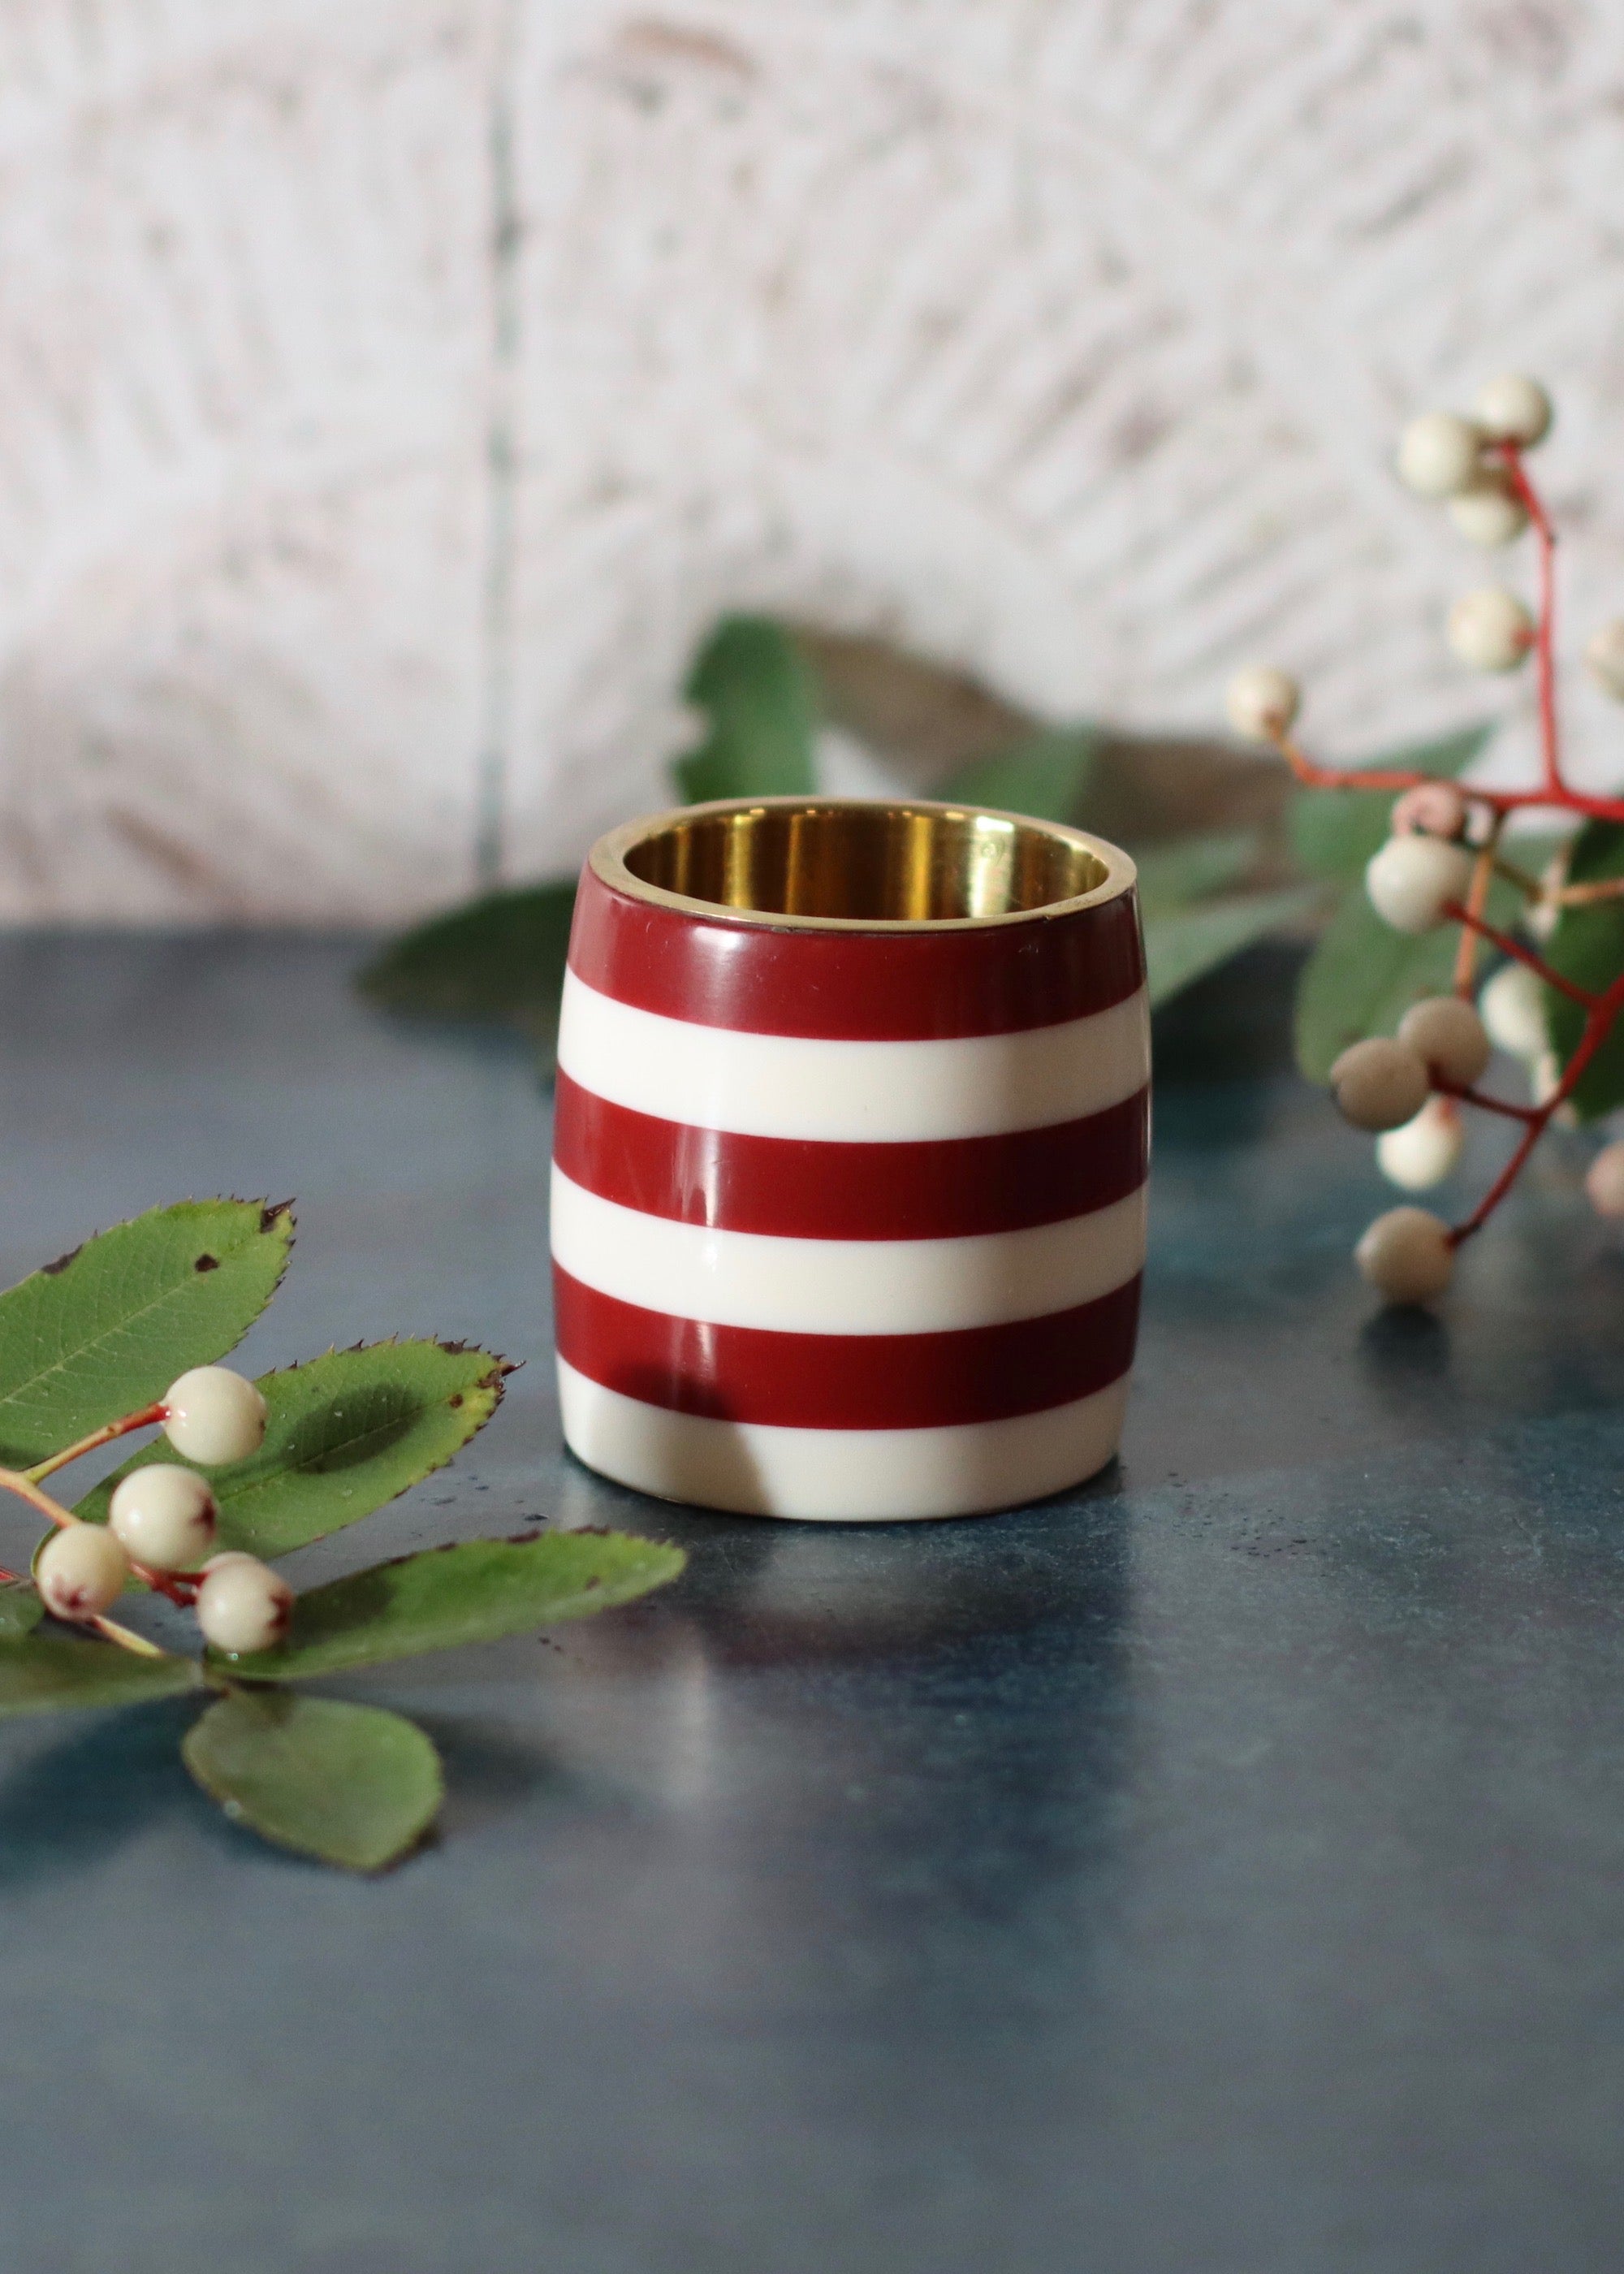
[1224,376,1624,1303]
[4,1366,290,1656]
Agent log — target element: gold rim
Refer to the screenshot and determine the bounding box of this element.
[590,796,1138,933]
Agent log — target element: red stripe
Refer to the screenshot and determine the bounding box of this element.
[553,1073,1150,1239]
[553,1267,1142,1430]
[568,862,1144,1040]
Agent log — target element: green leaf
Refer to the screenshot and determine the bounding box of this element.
[0,1585,41,1642]
[355,880,577,1074]
[183,1689,443,1871]
[673,616,818,802]
[222,1531,686,1683]
[1289,724,1496,881]
[1134,829,1262,916]
[0,1200,293,1469]
[938,724,1099,824]
[1145,884,1324,1008]
[78,1341,509,1559]
[1294,867,1525,1082]
[0,1632,200,1719]
[1544,820,1624,1121]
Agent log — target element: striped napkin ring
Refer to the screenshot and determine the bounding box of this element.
[551,796,1148,1522]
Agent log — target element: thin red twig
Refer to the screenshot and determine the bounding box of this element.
[1439,901,1597,1008]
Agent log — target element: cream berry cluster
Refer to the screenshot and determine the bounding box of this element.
[34,1367,292,1654]
[1224,376,1624,1305]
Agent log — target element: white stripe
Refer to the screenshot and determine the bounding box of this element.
[556,1360,1130,1522]
[551,1167,1146,1334]
[557,970,1150,1142]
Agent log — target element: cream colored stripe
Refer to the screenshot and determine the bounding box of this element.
[551,1166,1145,1335]
[556,970,1150,1142]
[556,1360,1130,1522]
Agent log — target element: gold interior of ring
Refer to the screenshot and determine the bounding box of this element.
[620,803,1110,923]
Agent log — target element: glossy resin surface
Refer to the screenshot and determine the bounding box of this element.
[1,936,1622,2272]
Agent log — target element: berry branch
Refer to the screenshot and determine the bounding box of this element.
[1225,374,1624,1303]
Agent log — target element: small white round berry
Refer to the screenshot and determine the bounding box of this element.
[1397,995,1492,1088]
[37,1523,130,1620]
[1365,834,1475,933]
[1474,374,1553,448]
[108,1464,218,1573]
[1479,960,1548,1061]
[1377,1098,1465,1191]
[196,1554,293,1656]
[1448,473,1529,548]
[1528,1051,1579,1126]
[1329,1037,1432,1132]
[1390,782,1470,841]
[1355,1207,1455,1304]
[1447,588,1535,673]
[1583,620,1624,702]
[1586,1141,1624,1221]
[1225,664,1300,741]
[1397,411,1484,499]
[162,1367,267,1467]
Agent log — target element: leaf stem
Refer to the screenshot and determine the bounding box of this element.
[0,1468,74,1532]
[24,1402,166,1485]
[88,1613,167,1659]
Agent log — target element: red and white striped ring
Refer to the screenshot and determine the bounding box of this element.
[552,797,1149,1521]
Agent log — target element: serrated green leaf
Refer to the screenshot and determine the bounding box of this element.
[1146,884,1324,1008]
[0,1631,200,1719]
[222,1531,686,1683]
[1294,868,1525,1082]
[356,880,577,1074]
[1134,830,1262,916]
[183,1689,442,1871]
[938,724,1099,824]
[673,616,817,802]
[78,1341,508,1559]
[0,1585,41,1641]
[0,1200,293,1469]
[1544,820,1624,1121]
[1289,724,1496,881]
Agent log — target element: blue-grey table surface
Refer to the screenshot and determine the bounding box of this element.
[0,932,1621,2274]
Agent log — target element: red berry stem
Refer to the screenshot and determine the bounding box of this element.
[1439,901,1597,1008]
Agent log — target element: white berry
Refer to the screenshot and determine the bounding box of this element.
[108,1465,218,1573]
[1390,782,1469,841]
[1397,411,1484,499]
[1586,1141,1624,1221]
[1584,620,1624,701]
[1397,995,1492,1087]
[1447,588,1535,673]
[1377,1098,1465,1191]
[1528,1049,1576,1120]
[1448,475,1528,548]
[196,1554,293,1656]
[1225,664,1300,741]
[1355,1207,1455,1304]
[1474,374,1553,448]
[1365,834,1475,933]
[37,1523,130,1620]
[1479,960,1547,1061]
[1328,1037,1431,1132]
[162,1368,267,1467]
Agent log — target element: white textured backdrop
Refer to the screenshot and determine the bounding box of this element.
[5,0,1624,922]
